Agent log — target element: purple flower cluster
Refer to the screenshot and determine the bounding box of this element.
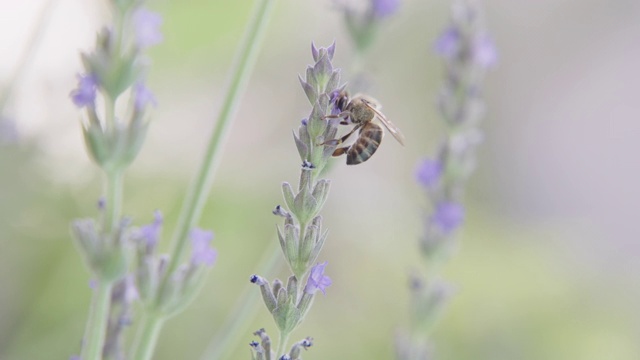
[133,8,164,48]
[70,74,98,108]
[304,262,332,295]
[372,0,401,18]
[415,158,443,188]
[139,210,163,247]
[190,228,217,266]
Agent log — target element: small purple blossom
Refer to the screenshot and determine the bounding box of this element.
[415,158,443,188]
[473,33,498,68]
[70,74,98,108]
[133,8,163,48]
[304,262,332,295]
[431,201,464,234]
[139,210,163,247]
[89,279,98,289]
[0,116,19,144]
[97,197,106,210]
[434,27,461,59]
[133,82,157,110]
[372,0,401,18]
[190,228,217,266]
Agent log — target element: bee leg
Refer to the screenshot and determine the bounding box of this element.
[322,111,350,120]
[320,124,361,146]
[332,146,349,157]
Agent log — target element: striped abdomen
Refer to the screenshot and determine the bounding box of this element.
[346,122,384,165]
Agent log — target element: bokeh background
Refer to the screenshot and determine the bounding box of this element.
[1,0,639,359]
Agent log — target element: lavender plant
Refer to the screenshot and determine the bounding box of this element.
[68,0,276,359]
[249,43,342,360]
[69,2,164,358]
[396,1,496,359]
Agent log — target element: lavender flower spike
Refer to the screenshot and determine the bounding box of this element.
[303,262,332,295]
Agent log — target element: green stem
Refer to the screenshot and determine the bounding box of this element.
[129,0,276,357]
[80,280,113,360]
[162,0,276,284]
[276,330,291,358]
[104,169,123,232]
[130,314,166,360]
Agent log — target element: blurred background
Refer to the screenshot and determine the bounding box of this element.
[1,0,639,359]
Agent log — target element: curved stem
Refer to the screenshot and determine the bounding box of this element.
[129,0,276,357]
[80,280,113,360]
[162,0,276,286]
[130,313,166,360]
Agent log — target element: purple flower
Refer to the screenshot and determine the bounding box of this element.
[133,8,163,48]
[372,0,400,18]
[434,27,461,59]
[473,33,498,68]
[415,158,442,188]
[139,210,163,247]
[70,74,98,108]
[190,228,217,266]
[0,115,19,144]
[431,201,464,234]
[304,262,332,295]
[134,82,157,110]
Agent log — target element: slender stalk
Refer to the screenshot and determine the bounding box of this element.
[276,331,291,358]
[81,280,114,360]
[104,169,123,232]
[162,0,276,284]
[81,124,124,359]
[130,1,276,357]
[131,314,166,360]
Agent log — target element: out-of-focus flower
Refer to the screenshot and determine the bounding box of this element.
[139,210,163,247]
[473,33,498,68]
[434,27,461,59]
[190,228,217,266]
[416,158,443,188]
[304,262,332,295]
[431,201,464,234]
[133,8,163,48]
[134,82,157,110]
[70,74,98,108]
[372,0,401,18]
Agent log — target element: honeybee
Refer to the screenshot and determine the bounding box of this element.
[323,91,405,165]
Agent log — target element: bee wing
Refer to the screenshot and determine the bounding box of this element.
[363,100,405,146]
